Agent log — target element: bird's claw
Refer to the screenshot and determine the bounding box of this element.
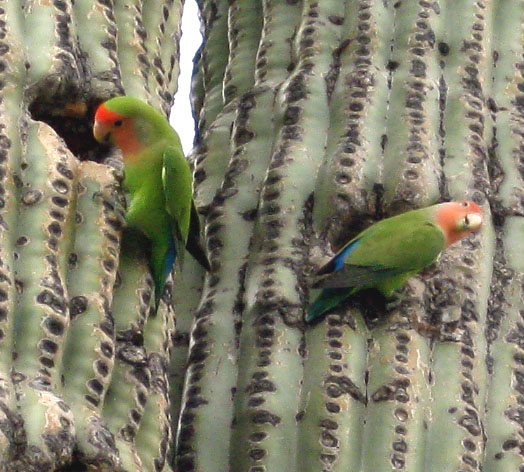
[385,295,403,312]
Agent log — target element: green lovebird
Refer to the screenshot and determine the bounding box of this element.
[93,96,210,308]
[307,201,483,322]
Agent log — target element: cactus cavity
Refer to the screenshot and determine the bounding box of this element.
[2,1,523,471]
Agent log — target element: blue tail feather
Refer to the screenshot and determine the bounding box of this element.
[153,236,177,311]
[306,288,351,323]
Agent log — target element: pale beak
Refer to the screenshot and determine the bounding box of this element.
[93,121,110,144]
[459,213,483,232]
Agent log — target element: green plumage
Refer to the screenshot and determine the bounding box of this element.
[97,97,210,309]
[307,206,445,322]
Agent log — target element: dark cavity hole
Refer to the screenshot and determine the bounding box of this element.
[29,93,117,162]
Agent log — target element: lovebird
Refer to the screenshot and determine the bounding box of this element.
[307,201,483,322]
[93,96,210,308]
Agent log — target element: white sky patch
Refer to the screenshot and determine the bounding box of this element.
[170,0,203,155]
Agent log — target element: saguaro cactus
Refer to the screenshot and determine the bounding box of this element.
[0,0,183,471]
[2,0,523,471]
[174,0,521,471]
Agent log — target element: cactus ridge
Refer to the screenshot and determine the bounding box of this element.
[0,0,523,471]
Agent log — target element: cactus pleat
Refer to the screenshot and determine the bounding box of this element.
[484,220,524,471]
[156,0,184,107]
[381,1,441,209]
[230,2,346,471]
[72,0,123,97]
[141,0,169,109]
[361,288,434,472]
[176,1,300,470]
[192,103,238,208]
[168,260,204,456]
[23,0,79,87]
[2,0,524,470]
[141,0,183,112]
[13,121,77,467]
[196,0,229,133]
[191,0,263,203]
[482,1,524,469]
[102,242,153,472]
[134,301,173,472]
[0,2,24,465]
[222,1,262,106]
[61,162,122,469]
[0,0,186,469]
[113,0,155,107]
[296,310,368,472]
[423,2,493,470]
[190,46,205,133]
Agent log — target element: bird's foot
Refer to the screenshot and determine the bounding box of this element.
[385,294,403,312]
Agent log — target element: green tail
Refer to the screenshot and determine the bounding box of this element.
[151,236,177,313]
[306,288,352,323]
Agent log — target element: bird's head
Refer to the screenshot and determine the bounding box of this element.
[436,201,483,246]
[93,96,168,158]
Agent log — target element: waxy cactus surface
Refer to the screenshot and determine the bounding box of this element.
[0,1,521,472]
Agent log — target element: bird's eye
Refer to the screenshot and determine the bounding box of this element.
[461,202,469,207]
[114,120,123,127]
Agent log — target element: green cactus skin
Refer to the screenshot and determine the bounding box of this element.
[222,1,263,105]
[113,1,156,108]
[296,310,368,472]
[312,0,391,241]
[167,260,205,463]
[229,2,348,470]
[482,2,524,469]
[484,220,524,471]
[13,121,78,469]
[135,299,174,472]
[23,0,79,87]
[196,0,229,134]
[156,0,184,108]
[421,2,493,470]
[0,2,24,466]
[102,240,153,472]
[61,162,122,470]
[141,0,183,114]
[176,89,277,471]
[191,0,242,210]
[381,1,441,211]
[253,0,302,88]
[486,1,524,213]
[360,295,432,472]
[175,1,302,470]
[141,0,170,111]
[5,0,524,470]
[191,101,238,209]
[72,0,123,97]
[190,46,205,136]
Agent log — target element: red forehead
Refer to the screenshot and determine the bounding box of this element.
[466,201,481,214]
[95,103,125,124]
[436,200,482,229]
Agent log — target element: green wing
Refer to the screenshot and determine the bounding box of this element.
[162,145,193,244]
[315,221,445,290]
[162,145,211,271]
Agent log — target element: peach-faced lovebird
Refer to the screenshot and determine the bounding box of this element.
[93,96,210,308]
[307,201,483,322]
